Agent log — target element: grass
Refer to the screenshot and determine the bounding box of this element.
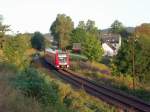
[69,61,150,103]
[70,53,88,61]
[0,63,73,112]
[0,64,43,112]
[70,60,110,77]
[0,49,3,55]
[87,73,150,103]
[0,49,7,63]
[0,62,116,112]
[37,66,117,112]
[92,62,110,71]
[25,48,37,56]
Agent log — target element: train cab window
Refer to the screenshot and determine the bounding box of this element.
[59,57,67,63]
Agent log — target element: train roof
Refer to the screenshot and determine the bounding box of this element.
[45,48,68,54]
[45,48,56,54]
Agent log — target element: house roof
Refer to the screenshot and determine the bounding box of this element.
[107,43,116,51]
[101,33,120,43]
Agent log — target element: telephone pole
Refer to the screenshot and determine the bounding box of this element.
[132,35,136,90]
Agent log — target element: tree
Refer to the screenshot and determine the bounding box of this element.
[70,28,87,44]
[31,32,45,50]
[3,35,31,69]
[135,36,150,82]
[113,38,132,74]
[0,15,10,48]
[77,21,86,30]
[70,20,103,61]
[77,20,100,40]
[134,23,150,82]
[82,34,103,62]
[85,20,100,39]
[86,20,95,32]
[111,20,124,34]
[50,14,74,49]
[113,23,150,83]
[110,20,131,38]
[135,23,150,36]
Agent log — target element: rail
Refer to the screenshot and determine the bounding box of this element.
[57,69,150,112]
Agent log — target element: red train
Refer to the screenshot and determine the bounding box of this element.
[44,48,70,69]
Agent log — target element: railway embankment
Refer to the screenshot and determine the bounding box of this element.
[0,63,116,112]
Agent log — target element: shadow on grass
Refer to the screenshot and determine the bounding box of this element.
[115,85,150,103]
[97,76,150,103]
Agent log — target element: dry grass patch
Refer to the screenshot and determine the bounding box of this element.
[92,62,110,71]
[38,67,117,112]
[0,85,42,112]
[0,65,43,112]
[25,48,37,56]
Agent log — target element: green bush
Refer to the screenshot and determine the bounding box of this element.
[3,36,31,70]
[1,65,73,112]
[10,67,116,112]
[12,67,59,105]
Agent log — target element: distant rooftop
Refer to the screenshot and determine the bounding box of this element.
[101,33,121,43]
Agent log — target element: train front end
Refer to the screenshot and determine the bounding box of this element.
[56,51,70,69]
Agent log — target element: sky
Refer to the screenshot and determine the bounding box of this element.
[0,0,150,33]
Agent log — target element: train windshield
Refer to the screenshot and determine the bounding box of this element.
[58,54,67,63]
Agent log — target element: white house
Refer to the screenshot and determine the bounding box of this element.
[102,43,116,56]
[101,33,121,56]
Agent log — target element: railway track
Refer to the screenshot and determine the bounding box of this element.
[41,59,150,112]
[57,69,150,112]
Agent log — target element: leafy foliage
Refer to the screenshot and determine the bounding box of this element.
[0,66,43,112]
[0,15,10,48]
[3,35,31,69]
[57,80,116,112]
[83,34,103,62]
[71,20,103,61]
[113,23,150,83]
[31,32,45,50]
[77,20,100,39]
[113,38,132,74]
[70,28,87,45]
[134,35,150,82]
[110,20,124,34]
[110,20,131,38]
[50,14,74,49]
[12,67,76,112]
[77,21,86,30]
[13,68,59,105]
[86,20,100,38]
[135,23,150,36]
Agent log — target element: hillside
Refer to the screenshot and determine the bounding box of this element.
[101,27,135,33]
